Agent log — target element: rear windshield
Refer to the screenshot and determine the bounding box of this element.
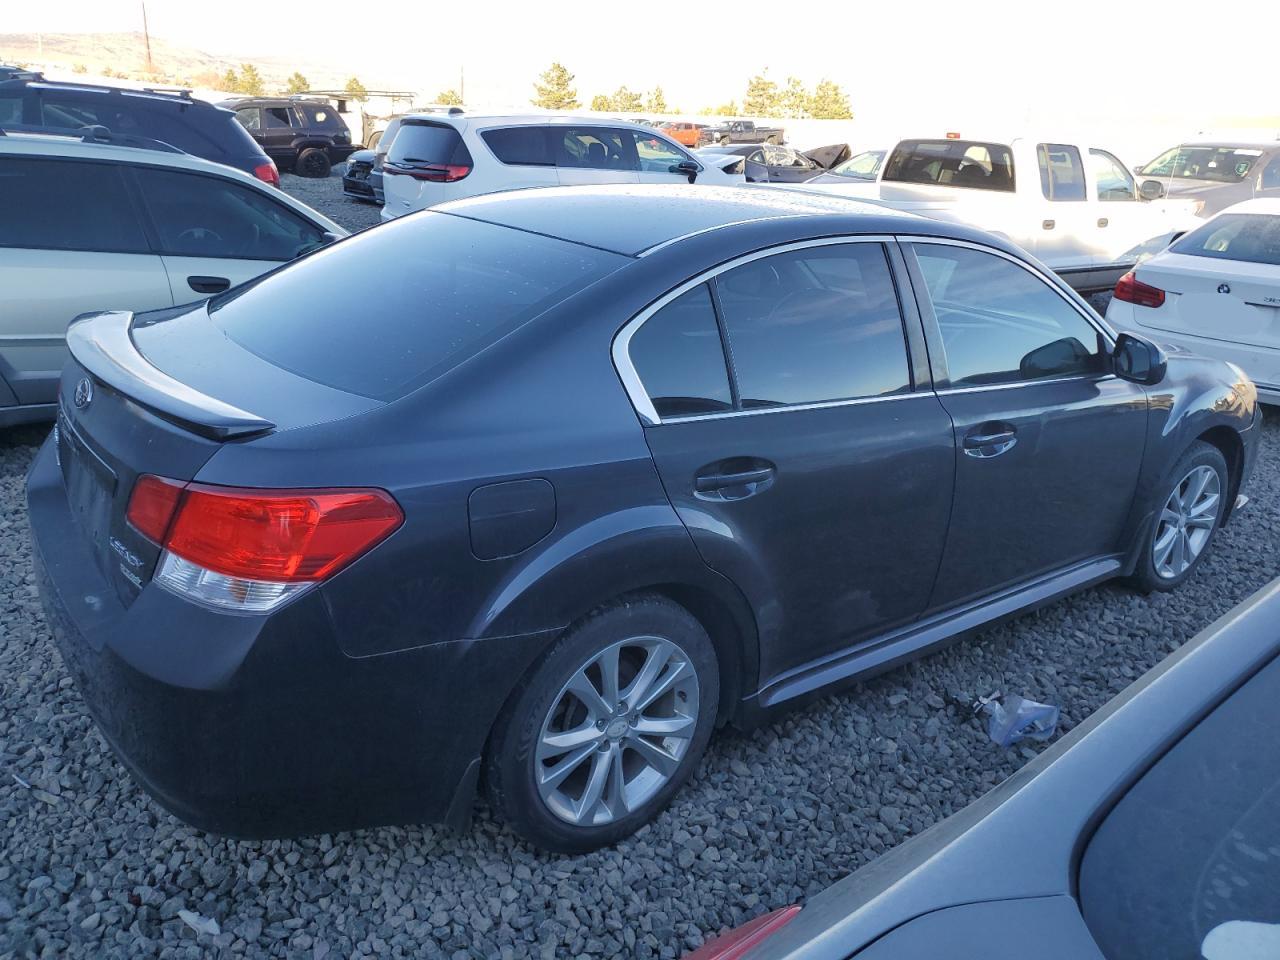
[36,93,259,159]
[209,213,625,400]
[1171,213,1280,266]
[882,139,1015,192]
[386,122,472,167]
[1141,145,1264,183]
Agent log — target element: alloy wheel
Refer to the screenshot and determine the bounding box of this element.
[534,635,700,827]
[1152,464,1221,579]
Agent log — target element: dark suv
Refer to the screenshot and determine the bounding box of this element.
[0,67,278,186]
[224,96,356,178]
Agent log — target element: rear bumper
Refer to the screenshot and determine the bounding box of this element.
[26,437,534,837]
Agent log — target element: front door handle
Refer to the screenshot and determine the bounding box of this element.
[694,459,776,500]
[1042,219,1056,230]
[188,275,230,294]
[963,427,1018,458]
[1097,217,1109,228]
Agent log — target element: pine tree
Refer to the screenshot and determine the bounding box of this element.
[611,85,644,113]
[590,93,612,112]
[284,72,309,95]
[344,77,369,102]
[435,89,463,106]
[808,79,853,120]
[780,77,810,119]
[646,86,669,114]
[531,62,580,110]
[221,68,239,92]
[742,72,780,117]
[237,64,264,96]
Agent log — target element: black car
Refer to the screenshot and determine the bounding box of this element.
[342,148,381,203]
[699,144,824,183]
[0,67,277,185]
[696,577,1280,960]
[28,185,1260,853]
[223,96,356,178]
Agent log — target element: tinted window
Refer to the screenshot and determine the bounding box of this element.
[714,244,910,407]
[914,244,1105,386]
[482,126,552,166]
[210,214,624,400]
[1090,149,1136,201]
[39,95,137,130]
[300,104,341,128]
[555,127,638,171]
[0,94,22,125]
[387,122,472,166]
[1262,156,1280,191]
[1079,654,1280,960]
[264,107,294,129]
[631,131,689,172]
[883,139,1015,192]
[235,108,262,131]
[1171,213,1280,266]
[0,157,149,253]
[629,285,732,418]
[35,94,244,159]
[1037,143,1086,201]
[1141,144,1264,183]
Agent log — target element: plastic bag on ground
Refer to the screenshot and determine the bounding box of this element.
[977,693,1060,748]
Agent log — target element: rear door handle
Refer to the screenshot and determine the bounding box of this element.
[695,466,774,492]
[188,275,230,294]
[963,428,1018,458]
[693,460,776,500]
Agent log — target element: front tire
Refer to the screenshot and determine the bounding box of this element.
[1129,441,1228,592]
[486,596,719,852]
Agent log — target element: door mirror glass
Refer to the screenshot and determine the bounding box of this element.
[1139,179,1167,201]
[1112,332,1166,385]
[671,159,699,183]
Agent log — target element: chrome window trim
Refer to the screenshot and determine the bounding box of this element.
[662,389,929,425]
[901,234,1118,344]
[611,235,898,426]
[935,373,1118,396]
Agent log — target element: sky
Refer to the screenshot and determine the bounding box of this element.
[8,0,1280,132]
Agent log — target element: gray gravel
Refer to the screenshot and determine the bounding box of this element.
[2,178,1278,959]
[282,170,382,234]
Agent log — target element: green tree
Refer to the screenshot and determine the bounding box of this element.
[531,62,580,110]
[435,88,463,106]
[72,63,88,74]
[698,100,737,117]
[344,76,369,101]
[808,78,853,119]
[220,68,239,92]
[237,63,264,96]
[742,72,780,117]
[610,85,643,113]
[590,93,612,112]
[284,71,309,95]
[646,86,669,114]
[780,76,810,119]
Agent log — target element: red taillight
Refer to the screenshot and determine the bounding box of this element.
[1114,271,1165,308]
[126,477,403,582]
[253,161,281,188]
[385,162,471,182]
[682,906,802,960]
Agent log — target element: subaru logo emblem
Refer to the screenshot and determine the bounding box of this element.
[1218,283,1231,295]
[73,377,93,409]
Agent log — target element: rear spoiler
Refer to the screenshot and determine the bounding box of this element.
[66,311,275,440]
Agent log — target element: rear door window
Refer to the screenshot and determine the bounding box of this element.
[882,139,1015,192]
[133,167,328,261]
[554,127,639,171]
[235,107,262,131]
[1037,143,1086,201]
[0,157,149,254]
[482,126,553,166]
[264,106,295,129]
[628,284,733,418]
[1171,213,1280,266]
[209,214,625,400]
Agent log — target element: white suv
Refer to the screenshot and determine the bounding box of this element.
[380,113,744,220]
[0,128,346,427]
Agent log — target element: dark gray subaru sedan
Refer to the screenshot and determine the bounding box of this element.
[27,185,1261,851]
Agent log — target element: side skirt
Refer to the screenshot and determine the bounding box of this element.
[743,556,1124,720]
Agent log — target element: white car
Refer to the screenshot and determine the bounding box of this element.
[1106,198,1280,403]
[782,136,1202,292]
[380,113,744,220]
[0,128,347,427]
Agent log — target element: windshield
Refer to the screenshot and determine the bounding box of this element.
[1171,213,1280,266]
[1140,145,1264,183]
[882,140,1015,192]
[829,150,885,179]
[1079,653,1280,960]
[209,213,625,400]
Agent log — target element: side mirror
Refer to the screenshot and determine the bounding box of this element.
[671,160,700,184]
[1112,332,1167,385]
[1139,179,1166,201]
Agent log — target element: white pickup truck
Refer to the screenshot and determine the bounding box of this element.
[789,136,1202,292]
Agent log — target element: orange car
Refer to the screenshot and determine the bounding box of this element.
[661,122,705,147]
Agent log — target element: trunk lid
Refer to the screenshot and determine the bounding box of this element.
[1134,253,1280,351]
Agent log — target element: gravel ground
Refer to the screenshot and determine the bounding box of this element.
[2,176,1278,959]
[282,170,383,234]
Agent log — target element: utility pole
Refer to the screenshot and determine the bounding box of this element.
[141,1,155,75]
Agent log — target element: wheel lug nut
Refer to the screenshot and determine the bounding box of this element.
[596,719,607,730]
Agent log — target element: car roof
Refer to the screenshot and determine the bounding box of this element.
[436,183,959,257]
[0,130,347,234]
[1215,197,1280,217]
[1161,140,1278,150]
[400,112,655,130]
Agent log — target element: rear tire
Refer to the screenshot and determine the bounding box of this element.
[486,595,719,853]
[296,148,332,178]
[1129,441,1228,593]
